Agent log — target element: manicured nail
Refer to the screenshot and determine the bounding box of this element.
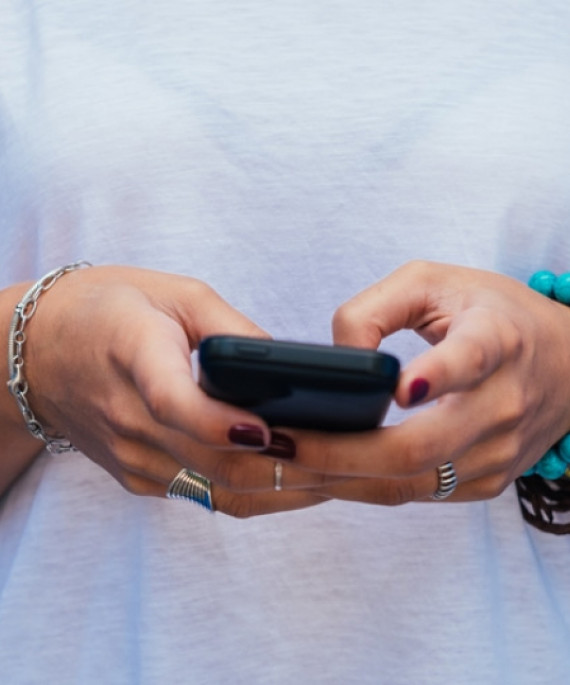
[228,424,267,448]
[261,431,296,460]
[409,378,430,405]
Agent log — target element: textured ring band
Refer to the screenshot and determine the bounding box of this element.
[432,461,458,501]
[167,468,214,511]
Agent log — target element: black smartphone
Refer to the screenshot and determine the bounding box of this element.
[198,335,400,431]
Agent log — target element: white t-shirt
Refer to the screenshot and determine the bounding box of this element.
[1,2,570,683]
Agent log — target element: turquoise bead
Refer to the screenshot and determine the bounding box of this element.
[558,434,570,464]
[535,448,568,480]
[528,270,556,297]
[554,272,570,305]
[524,270,570,481]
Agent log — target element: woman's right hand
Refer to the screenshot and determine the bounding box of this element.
[8,265,328,516]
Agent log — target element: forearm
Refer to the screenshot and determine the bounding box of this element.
[0,282,46,496]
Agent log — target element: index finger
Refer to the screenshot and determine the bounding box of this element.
[127,308,273,449]
[332,261,520,408]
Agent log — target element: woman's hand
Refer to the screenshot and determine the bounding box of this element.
[285,261,570,505]
[7,265,331,516]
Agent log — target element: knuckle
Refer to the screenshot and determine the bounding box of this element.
[470,341,489,377]
[399,434,438,475]
[142,383,174,426]
[477,472,511,500]
[218,492,258,519]
[332,301,362,333]
[182,278,220,312]
[212,456,250,492]
[113,442,155,479]
[297,436,342,476]
[105,404,148,442]
[493,432,525,474]
[318,442,343,475]
[506,428,525,458]
[115,448,141,473]
[463,337,492,381]
[400,259,433,278]
[376,478,418,506]
[186,277,213,298]
[396,259,438,289]
[427,355,449,389]
[497,390,527,430]
[119,472,148,496]
[471,316,523,380]
[188,414,226,447]
[101,395,129,433]
[503,324,524,361]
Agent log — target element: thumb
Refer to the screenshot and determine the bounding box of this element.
[332,261,452,349]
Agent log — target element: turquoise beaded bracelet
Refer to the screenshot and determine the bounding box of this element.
[523,270,570,480]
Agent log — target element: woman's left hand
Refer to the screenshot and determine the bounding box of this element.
[284,261,570,504]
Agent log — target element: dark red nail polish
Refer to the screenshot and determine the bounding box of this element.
[228,424,266,448]
[409,378,430,405]
[261,431,296,460]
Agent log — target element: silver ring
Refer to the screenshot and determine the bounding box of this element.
[274,462,283,491]
[431,461,457,500]
[167,468,214,511]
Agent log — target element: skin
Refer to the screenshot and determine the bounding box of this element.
[0,266,331,515]
[2,260,570,515]
[0,282,45,491]
[292,261,570,505]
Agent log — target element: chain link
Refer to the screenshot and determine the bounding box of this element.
[7,261,92,453]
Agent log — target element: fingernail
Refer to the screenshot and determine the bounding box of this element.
[228,424,267,448]
[409,378,430,405]
[261,431,296,460]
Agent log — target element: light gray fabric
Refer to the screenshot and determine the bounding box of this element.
[1,2,570,683]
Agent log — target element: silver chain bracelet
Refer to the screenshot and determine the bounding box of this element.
[7,261,92,453]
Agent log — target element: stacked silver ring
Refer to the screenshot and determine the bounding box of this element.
[432,461,458,500]
[167,468,214,511]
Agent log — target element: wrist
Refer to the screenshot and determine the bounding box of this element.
[6,262,91,453]
[524,271,570,479]
[0,282,46,494]
[1,282,36,432]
